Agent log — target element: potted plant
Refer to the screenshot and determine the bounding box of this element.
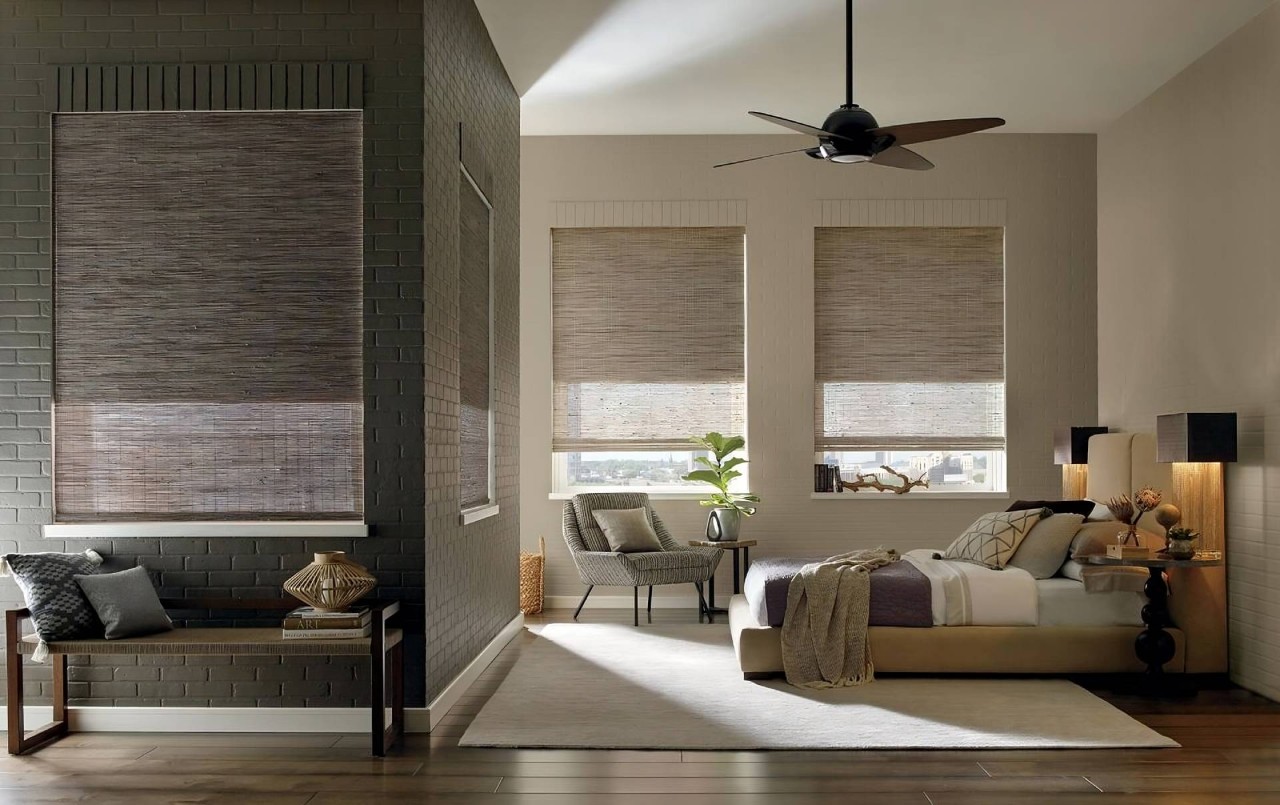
[681,432,760,542]
[1164,526,1200,560]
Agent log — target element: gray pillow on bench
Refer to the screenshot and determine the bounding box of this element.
[74,566,173,640]
[2,549,105,650]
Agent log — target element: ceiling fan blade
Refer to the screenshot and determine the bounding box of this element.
[870,117,1005,146]
[870,145,934,171]
[713,148,814,168]
[748,111,852,143]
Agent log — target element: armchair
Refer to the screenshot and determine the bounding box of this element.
[562,493,720,626]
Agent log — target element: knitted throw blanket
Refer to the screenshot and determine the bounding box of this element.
[781,548,898,689]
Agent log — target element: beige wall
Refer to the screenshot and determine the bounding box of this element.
[521,133,1098,606]
[1098,3,1280,699]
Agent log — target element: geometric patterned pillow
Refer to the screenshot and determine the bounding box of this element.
[942,509,1048,570]
[2,550,105,652]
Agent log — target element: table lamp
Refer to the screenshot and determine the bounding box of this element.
[1053,426,1108,498]
[1156,412,1237,552]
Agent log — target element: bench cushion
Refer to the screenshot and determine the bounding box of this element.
[20,627,401,656]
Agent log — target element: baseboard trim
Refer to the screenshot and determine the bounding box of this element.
[546,593,704,610]
[426,611,524,731]
[21,705,431,733]
[14,612,527,736]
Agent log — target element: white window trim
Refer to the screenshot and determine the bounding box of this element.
[42,521,369,539]
[459,504,500,525]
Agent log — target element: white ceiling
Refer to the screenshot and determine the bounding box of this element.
[475,0,1273,135]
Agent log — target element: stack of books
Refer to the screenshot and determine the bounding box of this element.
[813,463,844,493]
[281,606,372,639]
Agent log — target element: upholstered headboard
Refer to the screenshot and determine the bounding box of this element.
[1085,432,1172,503]
[1086,431,1226,674]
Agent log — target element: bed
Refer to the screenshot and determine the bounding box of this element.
[728,432,1228,677]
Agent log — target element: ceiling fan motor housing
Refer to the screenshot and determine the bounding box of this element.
[821,105,892,162]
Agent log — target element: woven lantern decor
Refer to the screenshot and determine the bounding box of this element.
[283,551,377,612]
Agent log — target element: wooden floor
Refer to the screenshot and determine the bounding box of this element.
[4,607,1280,804]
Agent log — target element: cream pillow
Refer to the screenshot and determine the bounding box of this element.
[1069,521,1163,559]
[1060,559,1149,594]
[943,508,1048,570]
[593,508,663,553]
[1007,513,1085,579]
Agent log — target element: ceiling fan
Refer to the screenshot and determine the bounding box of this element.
[715,0,1005,170]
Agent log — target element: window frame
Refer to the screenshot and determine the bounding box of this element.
[458,161,499,525]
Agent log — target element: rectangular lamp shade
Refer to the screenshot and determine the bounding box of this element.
[1053,426,1108,465]
[1156,412,1238,463]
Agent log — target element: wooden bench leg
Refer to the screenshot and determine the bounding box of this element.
[7,610,69,755]
[371,621,385,757]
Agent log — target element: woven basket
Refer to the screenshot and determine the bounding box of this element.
[519,536,545,615]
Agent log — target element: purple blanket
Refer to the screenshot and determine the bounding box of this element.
[743,556,933,628]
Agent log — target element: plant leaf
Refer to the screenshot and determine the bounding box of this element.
[681,469,726,488]
[719,457,747,472]
[717,436,745,460]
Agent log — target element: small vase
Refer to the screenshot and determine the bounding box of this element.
[1166,539,1197,560]
[706,508,741,542]
[283,551,377,612]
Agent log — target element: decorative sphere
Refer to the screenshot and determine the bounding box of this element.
[1154,503,1182,529]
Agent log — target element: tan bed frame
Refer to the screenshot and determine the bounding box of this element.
[729,433,1228,677]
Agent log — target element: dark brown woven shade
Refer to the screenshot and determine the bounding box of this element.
[814,227,1005,450]
[459,169,492,510]
[52,110,364,522]
[552,227,745,452]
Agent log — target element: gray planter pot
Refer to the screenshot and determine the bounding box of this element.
[705,507,741,542]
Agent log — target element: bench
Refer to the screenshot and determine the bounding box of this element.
[5,598,404,757]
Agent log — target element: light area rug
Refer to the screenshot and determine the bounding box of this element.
[460,624,1177,750]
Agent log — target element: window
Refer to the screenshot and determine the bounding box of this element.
[814,226,1006,493]
[552,227,745,493]
[459,165,496,520]
[51,110,364,522]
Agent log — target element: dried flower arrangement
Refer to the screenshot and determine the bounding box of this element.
[1106,486,1163,546]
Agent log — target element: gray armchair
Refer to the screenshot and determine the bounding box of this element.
[562,492,721,626]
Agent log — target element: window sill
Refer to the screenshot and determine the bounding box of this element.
[42,521,369,539]
[810,492,1009,501]
[460,504,500,525]
[549,491,713,501]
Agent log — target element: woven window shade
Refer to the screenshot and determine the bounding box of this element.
[552,227,745,452]
[814,227,1005,450]
[459,170,492,510]
[52,111,364,522]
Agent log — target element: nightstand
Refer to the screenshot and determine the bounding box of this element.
[1086,552,1223,690]
[687,539,756,618]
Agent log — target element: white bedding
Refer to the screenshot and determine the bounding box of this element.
[903,550,1038,626]
[1037,577,1144,627]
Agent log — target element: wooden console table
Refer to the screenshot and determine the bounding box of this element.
[6,599,403,757]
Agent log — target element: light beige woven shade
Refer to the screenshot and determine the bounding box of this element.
[459,169,492,510]
[814,226,1005,450]
[552,227,745,452]
[52,110,364,522]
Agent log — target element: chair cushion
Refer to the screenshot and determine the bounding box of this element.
[572,493,654,553]
[623,550,716,585]
[593,508,663,553]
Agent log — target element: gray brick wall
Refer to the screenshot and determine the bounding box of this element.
[423,0,520,701]
[0,0,429,708]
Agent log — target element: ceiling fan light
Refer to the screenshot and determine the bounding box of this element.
[830,153,871,164]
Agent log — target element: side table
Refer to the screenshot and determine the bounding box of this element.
[688,539,756,622]
[1086,551,1223,694]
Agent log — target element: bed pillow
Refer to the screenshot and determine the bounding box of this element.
[1,549,104,658]
[1007,513,1085,579]
[1006,499,1095,517]
[942,508,1048,570]
[1060,559,1149,594]
[1084,500,1116,522]
[75,565,173,640]
[1069,521,1163,559]
[593,508,664,553]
